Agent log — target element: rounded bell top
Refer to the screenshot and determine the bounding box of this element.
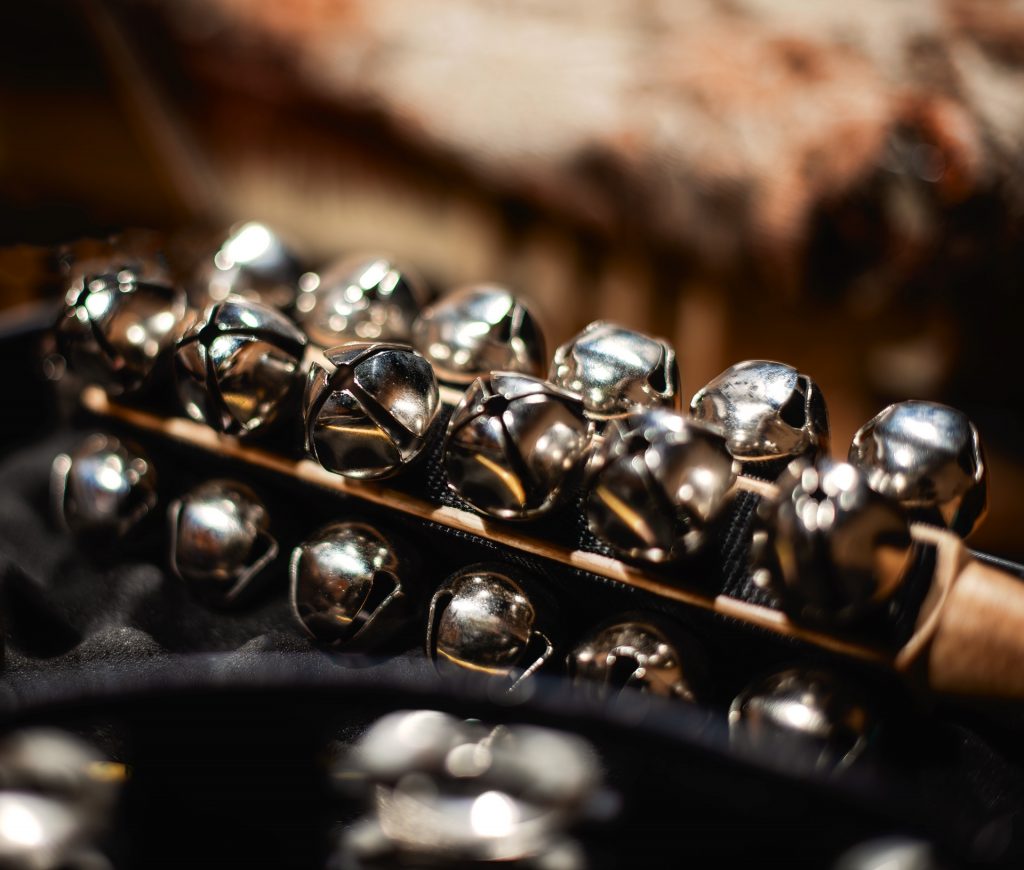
[304,342,440,479]
[412,284,546,384]
[174,296,307,437]
[729,668,876,770]
[567,616,705,701]
[57,267,189,397]
[295,254,426,346]
[585,410,738,562]
[169,480,277,605]
[190,221,303,309]
[290,521,418,649]
[848,400,986,538]
[51,434,157,538]
[690,360,830,463]
[426,565,554,686]
[833,838,946,870]
[757,460,913,624]
[549,320,680,419]
[444,373,591,520]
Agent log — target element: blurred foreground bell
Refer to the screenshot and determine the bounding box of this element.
[295,254,426,346]
[426,565,555,689]
[833,838,947,870]
[585,410,738,562]
[168,480,277,606]
[848,400,986,538]
[444,373,590,520]
[56,266,189,397]
[567,615,706,702]
[189,221,303,309]
[290,521,419,650]
[729,668,877,771]
[549,320,680,419]
[756,460,913,624]
[304,342,439,479]
[174,296,307,437]
[51,434,157,539]
[412,284,545,384]
[689,360,830,465]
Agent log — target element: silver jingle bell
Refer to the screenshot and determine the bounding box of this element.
[174,295,308,436]
[585,410,738,562]
[756,460,913,624]
[689,360,830,464]
[56,267,189,397]
[833,838,946,870]
[411,284,546,384]
[0,792,97,870]
[426,565,555,689]
[444,373,591,520]
[549,320,680,419]
[189,221,303,309]
[567,616,705,702]
[304,342,440,479]
[295,254,426,346]
[848,400,986,538]
[168,480,278,606]
[289,521,419,650]
[729,667,877,771]
[51,434,157,538]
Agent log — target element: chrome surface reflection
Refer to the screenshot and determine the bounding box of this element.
[304,342,439,479]
[833,837,946,870]
[549,320,680,419]
[444,373,590,520]
[848,400,986,538]
[295,254,426,346]
[690,360,830,463]
[585,410,738,562]
[412,284,545,384]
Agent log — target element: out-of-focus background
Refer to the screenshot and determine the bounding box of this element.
[2,1,1023,555]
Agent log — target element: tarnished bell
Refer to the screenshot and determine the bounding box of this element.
[56,266,189,396]
[168,480,278,605]
[304,342,439,479]
[426,565,555,688]
[295,254,426,346]
[549,321,680,418]
[174,296,307,436]
[689,360,830,464]
[729,668,877,770]
[290,522,419,649]
[412,284,546,384]
[756,460,913,624]
[567,616,706,701]
[51,434,157,538]
[848,400,986,538]
[444,373,590,520]
[585,410,738,562]
[190,221,303,309]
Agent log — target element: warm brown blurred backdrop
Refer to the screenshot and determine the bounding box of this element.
[2,1,1024,555]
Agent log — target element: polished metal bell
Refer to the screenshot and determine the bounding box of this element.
[755,460,913,624]
[729,667,876,770]
[189,221,303,309]
[304,342,439,479]
[426,565,555,688]
[689,360,830,464]
[567,616,705,701]
[549,321,680,419]
[51,434,157,538]
[833,838,945,870]
[168,480,278,605]
[295,254,426,346]
[848,400,986,537]
[411,284,546,384]
[0,792,94,870]
[585,410,738,562]
[444,373,591,520]
[56,267,189,397]
[290,521,419,649]
[174,296,308,436]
